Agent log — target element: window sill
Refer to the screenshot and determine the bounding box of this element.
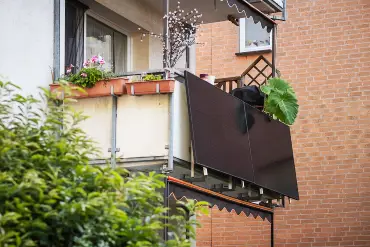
[235,49,272,56]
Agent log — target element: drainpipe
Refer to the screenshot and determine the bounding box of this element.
[110,87,118,169]
[272,0,287,21]
[271,24,277,78]
[271,213,275,246]
[54,0,61,80]
[283,0,287,21]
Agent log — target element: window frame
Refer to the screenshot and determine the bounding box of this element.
[84,10,132,72]
[239,17,272,53]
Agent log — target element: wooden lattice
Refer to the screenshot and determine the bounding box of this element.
[215,55,273,93]
[241,55,273,87]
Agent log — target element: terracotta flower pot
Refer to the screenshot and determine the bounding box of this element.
[126,80,175,96]
[50,77,128,99]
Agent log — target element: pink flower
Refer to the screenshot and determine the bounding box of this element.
[91,56,98,63]
[83,59,91,68]
[81,73,87,78]
[66,64,74,74]
[99,59,105,65]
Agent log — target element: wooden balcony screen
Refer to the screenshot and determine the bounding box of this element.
[215,55,273,93]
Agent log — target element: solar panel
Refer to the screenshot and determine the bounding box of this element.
[185,72,254,183]
[245,104,299,200]
[184,72,299,199]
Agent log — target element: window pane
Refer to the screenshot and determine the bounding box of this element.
[65,1,85,72]
[114,31,127,74]
[86,16,114,71]
[245,17,270,49]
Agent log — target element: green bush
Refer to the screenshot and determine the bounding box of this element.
[0,81,207,247]
[261,78,299,125]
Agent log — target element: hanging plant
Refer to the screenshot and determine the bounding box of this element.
[260,78,299,125]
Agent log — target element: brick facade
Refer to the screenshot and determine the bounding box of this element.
[196,0,370,246]
[196,21,271,79]
[196,207,270,247]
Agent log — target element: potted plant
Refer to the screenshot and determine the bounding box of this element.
[126,74,175,96]
[50,55,128,99]
[260,78,299,125]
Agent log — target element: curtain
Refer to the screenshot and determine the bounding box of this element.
[113,32,127,74]
[65,0,87,73]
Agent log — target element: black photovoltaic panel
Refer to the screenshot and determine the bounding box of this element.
[185,73,255,183]
[245,104,299,200]
[185,72,299,200]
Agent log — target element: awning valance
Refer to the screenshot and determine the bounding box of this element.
[143,0,276,32]
[167,177,273,222]
[225,0,275,32]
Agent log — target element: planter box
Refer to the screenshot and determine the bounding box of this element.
[50,78,128,99]
[126,80,175,96]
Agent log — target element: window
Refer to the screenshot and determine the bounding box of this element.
[64,3,129,74]
[239,17,272,53]
[65,0,86,72]
[86,16,128,73]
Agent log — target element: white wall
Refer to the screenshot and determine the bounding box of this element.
[116,94,170,159]
[69,80,192,164]
[0,0,54,96]
[149,36,164,70]
[71,97,113,159]
[173,81,191,162]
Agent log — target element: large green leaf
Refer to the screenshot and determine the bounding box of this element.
[261,78,292,95]
[266,91,298,125]
[262,78,299,125]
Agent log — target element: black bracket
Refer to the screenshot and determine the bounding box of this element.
[182,174,206,183]
[211,183,235,193]
[237,193,263,201]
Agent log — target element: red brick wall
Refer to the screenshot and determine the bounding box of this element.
[196,206,271,247]
[196,21,272,78]
[196,0,370,246]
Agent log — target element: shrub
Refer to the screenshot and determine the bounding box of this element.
[0,81,206,247]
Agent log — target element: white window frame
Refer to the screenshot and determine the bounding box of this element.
[239,18,272,53]
[84,10,132,72]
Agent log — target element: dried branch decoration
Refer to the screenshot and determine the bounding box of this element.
[138,1,203,68]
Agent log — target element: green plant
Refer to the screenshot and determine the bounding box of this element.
[0,81,207,247]
[65,67,108,88]
[261,78,299,125]
[60,56,117,88]
[142,74,163,81]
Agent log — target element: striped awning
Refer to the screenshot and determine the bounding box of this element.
[224,0,276,32]
[167,176,273,222]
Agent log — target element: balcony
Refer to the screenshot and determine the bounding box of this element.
[61,65,298,206]
[57,0,297,210]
